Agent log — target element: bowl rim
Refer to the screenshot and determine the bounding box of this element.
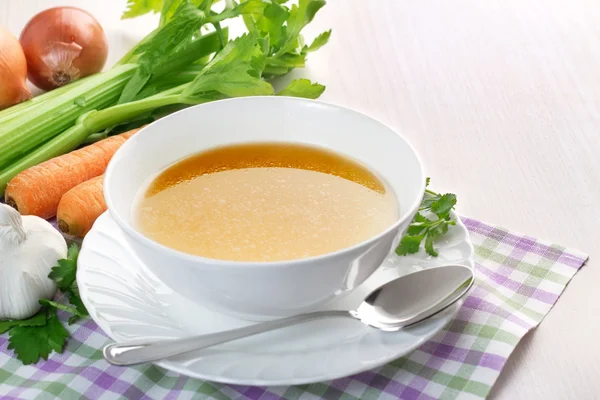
[104,96,426,268]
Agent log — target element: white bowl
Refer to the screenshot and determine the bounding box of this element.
[104,96,425,320]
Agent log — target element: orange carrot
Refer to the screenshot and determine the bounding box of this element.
[57,175,106,237]
[5,127,140,219]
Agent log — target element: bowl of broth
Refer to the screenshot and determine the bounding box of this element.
[104,96,425,320]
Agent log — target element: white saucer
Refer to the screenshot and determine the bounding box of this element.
[77,212,474,385]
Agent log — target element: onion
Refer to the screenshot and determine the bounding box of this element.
[19,7,109,91]
[0,27,31,110]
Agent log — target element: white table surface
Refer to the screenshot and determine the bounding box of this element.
[2,0,598,398]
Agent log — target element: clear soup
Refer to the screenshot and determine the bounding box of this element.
[135,143,398,262]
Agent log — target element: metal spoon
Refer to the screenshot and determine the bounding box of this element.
[103,264,474,366]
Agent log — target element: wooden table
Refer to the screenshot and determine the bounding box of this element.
[2,1,598,398]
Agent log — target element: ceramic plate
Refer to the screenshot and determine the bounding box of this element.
[77,212,474,385]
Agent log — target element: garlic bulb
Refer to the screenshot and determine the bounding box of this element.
[0,204,67,320]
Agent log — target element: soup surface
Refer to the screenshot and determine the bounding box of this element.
[135,143,398,261]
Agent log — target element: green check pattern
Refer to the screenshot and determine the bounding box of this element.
[0,217,587,399]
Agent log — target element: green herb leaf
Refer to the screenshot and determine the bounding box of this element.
[122,0,164,19]
[7,308,68,365]
[244,0,327,78]
[397,179,457,257]
[430,193,457,218]
[424,233,438,257]
[47,244,88,322]
[277,78,325,99]
[48,244,79,291]
[39,300,86,319]
[406,212,428,236]
[230,0,266,18]
[160,0,184,26]
[183,33,274,99]
[267,53,306,68]
[244,2,289,50]
[262,2,289,46]
[278,0,326,55]
[420,196,435,210]
[205,0,266,24]
[160,0,205,26]
[429,222,449,239]
[0,310,47,334]
[395,234,425,256]
[307,30,331,52]
[123,0,215,26]
[68,288,89,318]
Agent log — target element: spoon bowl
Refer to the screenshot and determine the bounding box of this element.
[354,265,474,330]
[104,264,474,366]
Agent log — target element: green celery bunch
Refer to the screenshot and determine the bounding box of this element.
[0,0,329,194]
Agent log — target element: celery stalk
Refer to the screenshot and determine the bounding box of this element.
[84,95,186,132]
[0,29,224,171]
[0,33,224,187]
[0,1,330,196]
[0,89,197,194]
[0,77,92,124]
[0,65,138,169]
[0,125,91,194]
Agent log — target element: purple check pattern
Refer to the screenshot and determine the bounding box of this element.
[0,217,587,399]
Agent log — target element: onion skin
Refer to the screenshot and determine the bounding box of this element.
[19,7,109,91]
[0,27,31,110]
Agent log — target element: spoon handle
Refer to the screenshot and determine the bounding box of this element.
[103,310,350,366]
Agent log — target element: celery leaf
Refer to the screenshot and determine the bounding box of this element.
[307,30,331,52]
[122,0,164,19]
[277,78,325,99]
[183,33,274,99]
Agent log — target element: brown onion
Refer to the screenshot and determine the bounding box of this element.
[19,7,109,91]
[0,27,31,109]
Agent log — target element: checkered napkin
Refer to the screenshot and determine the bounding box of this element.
[0,217,587,400]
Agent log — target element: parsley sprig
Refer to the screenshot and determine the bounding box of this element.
[47,245,88,325]
[396,178,457,257]
[2,244,87,365]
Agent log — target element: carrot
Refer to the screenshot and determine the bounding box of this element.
[5,127,140,219]
[57,175,106,237]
